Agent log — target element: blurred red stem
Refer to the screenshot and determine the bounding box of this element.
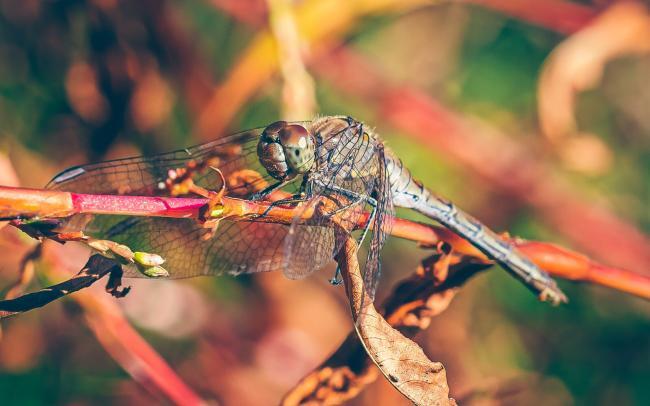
[0,185,206,405]
[213,0,598,35]
[516,241,650,300]
[463,0,598,34]
[81,300,205,406]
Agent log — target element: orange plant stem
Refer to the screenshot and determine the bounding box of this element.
[1,185,648,300]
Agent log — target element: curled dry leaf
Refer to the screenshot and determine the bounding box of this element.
[339,239,455,405]
[283,243,488,405]
[538,1,650,173]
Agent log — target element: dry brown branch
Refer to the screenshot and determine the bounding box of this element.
[0,254,125,318]
[284,232,648,404]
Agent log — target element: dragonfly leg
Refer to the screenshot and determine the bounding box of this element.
[329,198,377,285]
[320,184,378,285]
[256,193,309,219]
[250,180,290,201]
[316,184,367,215]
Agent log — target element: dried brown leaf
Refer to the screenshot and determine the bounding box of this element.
[283,244,489,404]
[337,238,456,406]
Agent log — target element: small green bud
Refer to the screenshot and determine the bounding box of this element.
[139,265,170,278]
[210,203,226,218]
[133,251,165,267]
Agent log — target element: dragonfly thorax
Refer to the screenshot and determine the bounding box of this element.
[257,121,316,180]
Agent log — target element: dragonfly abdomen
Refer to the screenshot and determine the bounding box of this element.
[383,150,566,304]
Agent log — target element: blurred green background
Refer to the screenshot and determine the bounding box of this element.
[0,1,648,405]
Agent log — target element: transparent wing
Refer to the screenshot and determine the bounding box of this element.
[47,128,304,278]
[60,215,292,278]
[48,128,277,198]
[364,144,394,297]
[282,120,369,279]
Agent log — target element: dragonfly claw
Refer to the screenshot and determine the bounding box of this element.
[329,266,343,285]
[329,277,343,286]
[539,285,569,306]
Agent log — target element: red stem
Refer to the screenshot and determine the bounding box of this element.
[0,185,206,404]
[83,301,205,406]
[72,193,207,218]
[463,0,598,34]
[2,186,648,300]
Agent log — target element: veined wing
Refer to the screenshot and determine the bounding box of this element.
[73,214,294,278]
[46,128,305,279]
[47,128,280,198]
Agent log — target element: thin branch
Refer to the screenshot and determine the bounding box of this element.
[267,0,317,120]
[1,185,648,300]
[0,254,122,318]
[195,0,431,138]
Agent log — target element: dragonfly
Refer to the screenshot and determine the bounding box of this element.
[47,116,567,304]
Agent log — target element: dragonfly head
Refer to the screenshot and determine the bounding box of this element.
[257,121,315,180]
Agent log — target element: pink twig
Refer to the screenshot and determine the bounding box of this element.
[0,185,207,404]
[2,186,649,300]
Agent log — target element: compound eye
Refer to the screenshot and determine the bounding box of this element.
[262,120,287,141]
[279,124,309,148]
